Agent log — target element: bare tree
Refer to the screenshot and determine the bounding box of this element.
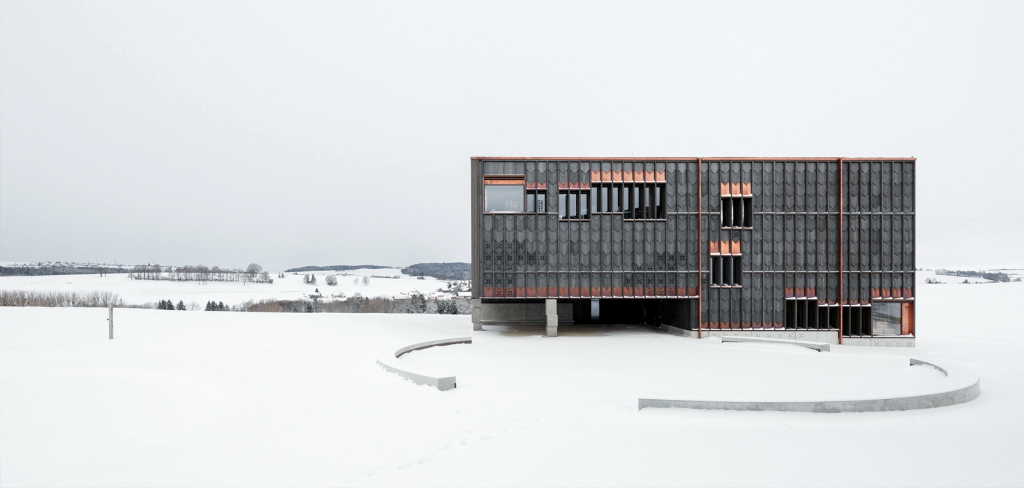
[246,263,263,282]
[362,276,370,286]
[325,275,338,286]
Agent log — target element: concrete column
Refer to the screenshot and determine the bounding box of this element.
[545,299,558,337]
[471,299,482,331]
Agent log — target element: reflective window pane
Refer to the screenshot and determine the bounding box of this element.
[484,185,524,212]
[872,302,902,336]
[536,192,546,213]
[526,192,536,212]
[559,192,567,219]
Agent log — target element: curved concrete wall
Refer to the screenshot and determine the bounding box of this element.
[639,358,980,413]
[376,337,471,391]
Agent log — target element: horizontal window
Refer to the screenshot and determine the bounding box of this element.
[483,177,526,213]
[588,183,665,220]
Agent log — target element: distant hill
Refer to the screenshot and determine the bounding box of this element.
[285,264,393,273]
[402,263,470,280]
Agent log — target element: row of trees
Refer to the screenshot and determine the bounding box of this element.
[235,295,470,314]
[130,263,272,284]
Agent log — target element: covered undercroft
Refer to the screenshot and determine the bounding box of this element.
[474,298,696,336]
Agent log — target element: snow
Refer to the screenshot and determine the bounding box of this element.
[0,268,462,306]
[2,277,1023,486]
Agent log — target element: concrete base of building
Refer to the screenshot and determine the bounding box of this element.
[471,299,482,331]
[545,299,558,337]
[843,336,917,347]
[660,327,916,347]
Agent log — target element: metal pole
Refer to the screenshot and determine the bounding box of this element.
[698,157,703,339]
[838,158,843,345]
[108,304,113,340]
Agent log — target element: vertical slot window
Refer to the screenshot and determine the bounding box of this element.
[722,198,733,227]
[722,257,732,286]
[733,198,743,228]
[733,256,742,285]
[632,185,640,219]
[785,300,796,330]
[559,192,567,219]
[743,198,753,227]
[580,191,589,219]
[526,192,536,212]
[601,185,609,212]
[655,185,663,218]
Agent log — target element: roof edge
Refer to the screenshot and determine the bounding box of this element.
[471,157,916,162]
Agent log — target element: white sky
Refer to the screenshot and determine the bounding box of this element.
[1,1,1021,271]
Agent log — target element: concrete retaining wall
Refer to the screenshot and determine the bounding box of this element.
[639,357,980,413]
[376,337,472,391]
[721,335,830,352]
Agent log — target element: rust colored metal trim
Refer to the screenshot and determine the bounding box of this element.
[472,156,916,162]
[473,157,701,161]
[698,157,703,339]
[700,157,916,162]
[839,157,844,345]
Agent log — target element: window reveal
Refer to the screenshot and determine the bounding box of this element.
[483,176,526,213]
[709,240,742,287]
[584,183,665,219]
[559,189,590,221]
[720,182,754,228]
[526,189,547,213]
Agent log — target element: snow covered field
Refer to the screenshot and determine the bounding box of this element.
[0,268,457,307]
[2,276,1023,486]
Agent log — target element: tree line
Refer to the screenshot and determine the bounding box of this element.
[0,266,129,277]
[130,263,272,284]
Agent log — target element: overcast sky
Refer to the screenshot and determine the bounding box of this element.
[2,1,1021,271]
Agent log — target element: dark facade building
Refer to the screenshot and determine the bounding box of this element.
[470,157,916,347]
